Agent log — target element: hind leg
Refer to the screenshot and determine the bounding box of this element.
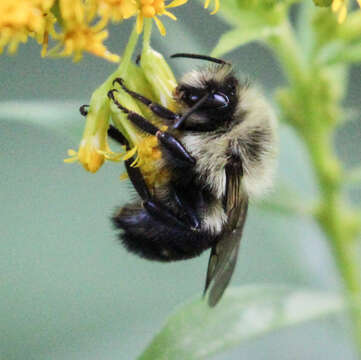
[105,103,200,230]
[113,202,214,261]
[107,124,204,258]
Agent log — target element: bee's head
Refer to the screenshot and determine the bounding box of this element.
[171,53,241,132]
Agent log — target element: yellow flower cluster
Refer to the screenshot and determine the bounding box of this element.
[332,0,361,23]
[65,39,176,187]
[119,127,170,186]
[0,0,218,61]
[0,0,55,54]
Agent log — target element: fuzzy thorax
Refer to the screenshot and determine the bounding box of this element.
[180,84,278,201]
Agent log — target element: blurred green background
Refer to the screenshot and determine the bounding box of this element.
[1,2,360,359]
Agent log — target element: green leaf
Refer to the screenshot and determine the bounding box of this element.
[213,0,299,27]
[138,285,343,360]
[256,182,314,216]
[0,101,81,136]
[212,26,279,57]
[330,42,361,64]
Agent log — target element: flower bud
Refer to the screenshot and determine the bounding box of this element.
[140,46,177,109]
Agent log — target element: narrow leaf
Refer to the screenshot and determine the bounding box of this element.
[212,26,278,57]
[0,101,83,139]
[318,42,361,65]
[138,285,343,360]
[0,101,80,129]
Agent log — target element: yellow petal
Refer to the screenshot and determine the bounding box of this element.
[332,0,342,12]
[122,1,139,19]
[166,0,188,8]
[122,146,138,161]
[163,10,177,20]
[99,150,123,161]
[204,0,211,8]
[210,0,220,14]
[153,16,166,36]
[119,172,129,180]
[64,157,78,163]
[337,5,347,23]
[130,154,141,167]
[67,149,77,156]
[357,0,361,7]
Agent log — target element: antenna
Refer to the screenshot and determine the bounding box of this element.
[170,53,229,65]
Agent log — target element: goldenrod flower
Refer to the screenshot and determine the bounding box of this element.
[64,89,124,172]
[136,0,188,36]
[1,0,217,60]
[138,139,170,186]
[64,134,118,173]
[122,134,170,186]
[49,0,120,62]
[109,87,170,186]
[204,0,220,14]
[95,0,138,22]
[0,0,55,54]
[0,0,121,61]
[51,23,120,62]
[65,30,174,187]
[112,44,175,186]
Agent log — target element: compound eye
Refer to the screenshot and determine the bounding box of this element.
[206,92,229,108]
[183,89,229,109]
[213,93,228,107]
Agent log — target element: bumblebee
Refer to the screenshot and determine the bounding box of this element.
[106,53,277,306]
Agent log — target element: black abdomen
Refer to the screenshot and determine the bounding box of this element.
[113,202,218,262]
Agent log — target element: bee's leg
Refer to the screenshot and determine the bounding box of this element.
[171,186,201,229]
[104,104,197,227]
[106,126,152,200]
[79,104,90,116]
[112,78,179,122]
[112,78,211,130]
[107,124,129,146]
[123,162,191,229]
[104,128,193,228]
[106,127,191,228]
[108,90,195,167]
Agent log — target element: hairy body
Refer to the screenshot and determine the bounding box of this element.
[108,55,277,305]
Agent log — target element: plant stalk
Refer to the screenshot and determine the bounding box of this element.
[267,18,361,356]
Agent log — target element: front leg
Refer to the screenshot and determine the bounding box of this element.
[108,89,195,167]
[156,131,195,167]
[112,77,179,123]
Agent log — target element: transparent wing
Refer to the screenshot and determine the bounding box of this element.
[204,158,248,307]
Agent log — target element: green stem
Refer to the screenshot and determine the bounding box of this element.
[142,19,153,52]
[90,23,139,98]
[304,131,361,353]
[86,24,140,145]
[267,20,308,90]
[110,23,139,85]
[267,18,361,357]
